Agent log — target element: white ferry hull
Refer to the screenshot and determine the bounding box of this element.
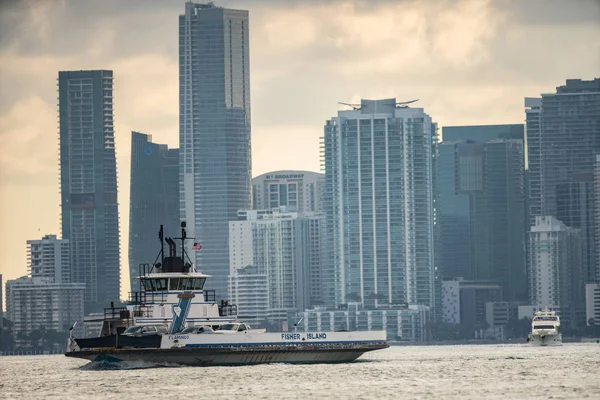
[66,331,388,367]
[528,333,562,346]
[65,343,387,366]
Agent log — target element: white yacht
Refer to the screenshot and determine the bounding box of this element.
[65,224,388,366]
[528,308,562,346]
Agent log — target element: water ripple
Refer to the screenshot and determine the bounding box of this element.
[0,343,598,399]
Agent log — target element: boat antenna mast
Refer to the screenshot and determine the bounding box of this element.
[174,221,195,272]
[149,225,166,274]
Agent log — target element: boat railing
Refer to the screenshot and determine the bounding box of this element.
[219,303,237,317]
[204,290,216,303]
[145,292,168,304]
[128,291,146,305]
[132,305,153,317]
[104,307,130,320]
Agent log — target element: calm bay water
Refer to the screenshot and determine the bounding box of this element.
[1,343,599,399]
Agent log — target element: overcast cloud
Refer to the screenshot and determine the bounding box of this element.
[0,0,598,297]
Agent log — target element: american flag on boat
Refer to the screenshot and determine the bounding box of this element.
[191,242,202,250]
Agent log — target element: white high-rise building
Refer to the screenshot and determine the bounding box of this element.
[27,235,70,283]
[229,209,322,318]
[179,2,252,299]
[252,170,323,212]
[528,216,583,326]
[228,266,269,323]
[5,234,85,335]
[6,277,85,335]
[322,98,437,311]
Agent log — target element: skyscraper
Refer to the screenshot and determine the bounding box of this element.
[129,132,179,294]
[443,124,524,142]
[437,135,527,301]
[179,2,251,298]
[58,70,120,313]
[528,216,583,327]
[252,170,323,212]
[322,98,436,310]
[526,79,600,284]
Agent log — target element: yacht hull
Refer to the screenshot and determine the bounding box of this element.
[528,333,562,346]
[65,342,388,366]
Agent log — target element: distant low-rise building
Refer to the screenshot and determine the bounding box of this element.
[485,301,520,328]
[441,278,503,326]
[295,304,430,342]
[6,277,84,335]
[585,283,600,326]
[5,235,85,336]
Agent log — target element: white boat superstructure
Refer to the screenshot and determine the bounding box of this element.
[66,223,388,366]
[528,308,562,346]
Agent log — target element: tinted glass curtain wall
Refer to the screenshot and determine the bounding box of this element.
[58,70,120,313]
[129,132,180,295]
[322,99,436,311]
[179,3,251,299]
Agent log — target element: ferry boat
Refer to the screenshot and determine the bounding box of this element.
[65,224,388,366]
[527,308,562,346]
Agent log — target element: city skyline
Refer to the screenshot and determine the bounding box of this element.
[0,0,599,298]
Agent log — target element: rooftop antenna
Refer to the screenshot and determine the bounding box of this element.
[395,99,419,108]
[338,102,362,111]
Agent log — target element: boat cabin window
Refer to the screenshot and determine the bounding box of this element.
[142,277,206,291]
[533,316,557,321]
[219,323,238,331]
[168,277,206,291]
[141,278,168,292]
[534,325,555,329]
[238,324,247,332]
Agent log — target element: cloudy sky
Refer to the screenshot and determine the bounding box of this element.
[0,0,598,300]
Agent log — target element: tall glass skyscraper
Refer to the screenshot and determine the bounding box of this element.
[322,99,437,310]
[526,79,600,285]
[129,132,179,294]
[437,124,527,301]
[179,2,252,299]
[58,70,120,313]
[445,140,526,297]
